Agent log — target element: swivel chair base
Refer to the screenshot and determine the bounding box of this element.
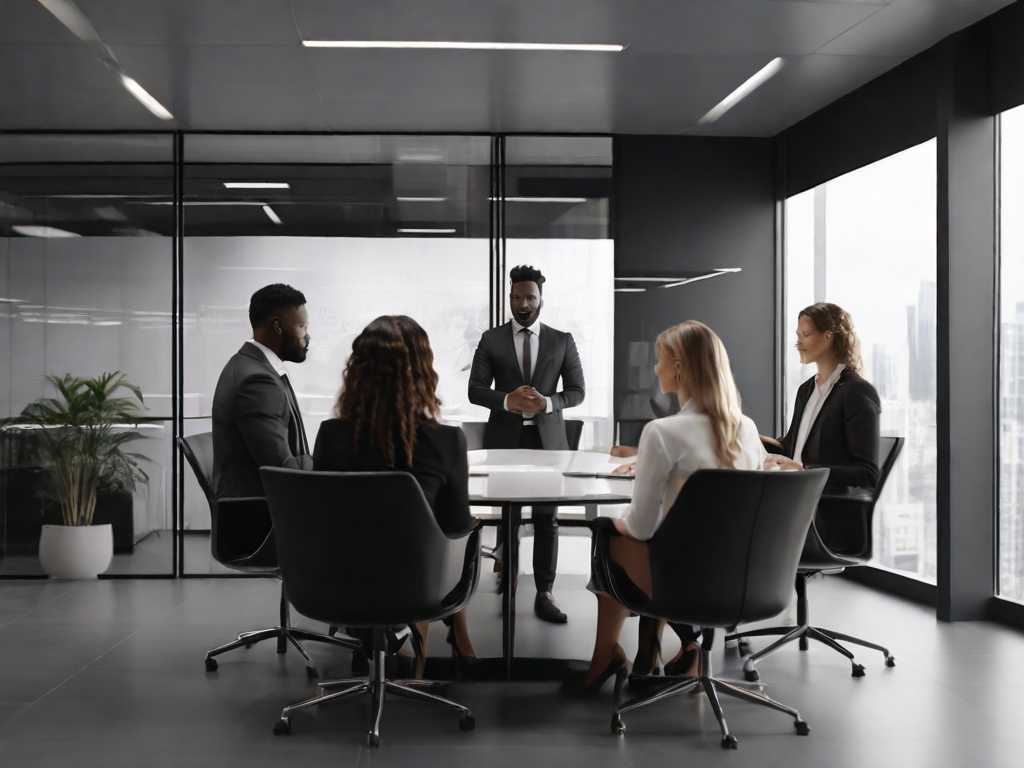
[612,630,809,749]
[724,574,896,682]
[273,629,475,747]
[204,583,361,678]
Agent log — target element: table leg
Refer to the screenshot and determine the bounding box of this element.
[501,502,521,680]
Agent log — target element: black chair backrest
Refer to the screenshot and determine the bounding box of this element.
[179,432,216,509]
[260,468,480,627]
[564,419,584,450]
[874,436,905,504]
[460,419,584,451]
[459,422,487,451]
[636,468,829,628]
[813,435,904,561]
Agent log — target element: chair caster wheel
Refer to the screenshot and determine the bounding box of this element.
[795,720,811,736]
[204,657,218,672]
[459,714,476,731]
[367,732,380,747]
[245,643,255,650]
[328,626,338,637]
[743,668,761,683]
[851,663,866,677]
[737,639,752,656]
[885,655,896,668]
[721,734,738,749]
[611,716,626,736]
[306,665,318,679]
[273,718,291,736]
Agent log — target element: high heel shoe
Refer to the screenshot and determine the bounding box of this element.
[581,645,628,696]
[631,617,664,676]
[663,641,702,678]
[443,617,481,681]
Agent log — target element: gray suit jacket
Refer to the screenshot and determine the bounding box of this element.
[212,343,311,499]
[468,322,585,449]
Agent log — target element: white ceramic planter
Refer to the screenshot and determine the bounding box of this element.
[38,524,113,579]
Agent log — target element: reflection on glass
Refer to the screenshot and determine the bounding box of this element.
[0,134,175,576]
[1000,106,1024,603]
[785,140,938,582]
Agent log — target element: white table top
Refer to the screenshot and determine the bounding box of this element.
[467,449,633,502]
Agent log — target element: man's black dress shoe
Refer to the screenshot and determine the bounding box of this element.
[535,593,568,624]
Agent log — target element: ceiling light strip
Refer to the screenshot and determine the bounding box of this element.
[304,41,623,52]
[698,58,784,125]
[262,205,283,225]
[223,182,291,189]
[397,228,457,234]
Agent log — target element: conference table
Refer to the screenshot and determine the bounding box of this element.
[468,449,634,680]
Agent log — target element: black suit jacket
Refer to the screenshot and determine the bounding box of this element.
[779,368,881,490]
[468,321,585,449]
[313,419,474,536]
[212,343,311,499]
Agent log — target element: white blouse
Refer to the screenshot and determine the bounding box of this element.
[619,401,769,541]
[792,363,845,463]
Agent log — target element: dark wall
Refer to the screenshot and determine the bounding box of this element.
[992,2,1024,114]
[613,136,776,434]
[783,50,938,197]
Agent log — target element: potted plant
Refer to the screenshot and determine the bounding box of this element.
[14,372,148,579]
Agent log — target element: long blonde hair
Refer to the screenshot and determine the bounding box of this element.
[656,321,744,469]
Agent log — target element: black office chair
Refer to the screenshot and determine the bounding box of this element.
[728,436,905,680]
[594,468,829,749]
[260,467,482,747]
[458,419,584,451]
[178,434,359,677]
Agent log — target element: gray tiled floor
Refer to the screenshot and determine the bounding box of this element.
[1,573,1023,767]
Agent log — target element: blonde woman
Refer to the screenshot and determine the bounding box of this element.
[581,321,768,693]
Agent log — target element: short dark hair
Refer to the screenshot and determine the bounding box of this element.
[509,265,545,293]
[248,284,306,329]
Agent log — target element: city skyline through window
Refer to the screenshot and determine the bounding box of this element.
[785,140,938,582]
[999,105,1024,603]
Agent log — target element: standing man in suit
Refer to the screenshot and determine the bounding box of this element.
[212,284,312,555]
[468,265,586,623]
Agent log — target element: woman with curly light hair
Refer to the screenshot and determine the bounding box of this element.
[313,315,479,679]
[765,302,881,491]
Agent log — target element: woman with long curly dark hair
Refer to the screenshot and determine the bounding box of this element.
[313,315,479,678]
[765,302,881,490]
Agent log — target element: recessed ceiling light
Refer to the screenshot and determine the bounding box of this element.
[396,197,448,202]
[12,225,81,238]
[614,288,647,293]
[223,182,290,189]
[397,228,457,234]
[304,41,624,52]
[115,72,174,120]
[262,205,283,225]
[698,58,784,125]
[490,197,588,203]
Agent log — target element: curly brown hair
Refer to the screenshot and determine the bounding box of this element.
[798,302,864,376]
[333,315,441,468]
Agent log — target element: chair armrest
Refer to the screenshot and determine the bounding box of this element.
[819,488,874,505]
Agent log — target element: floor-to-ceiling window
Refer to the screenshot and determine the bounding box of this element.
[785,139,938,582]
[999,106,1024,603]
[0,134,176,576]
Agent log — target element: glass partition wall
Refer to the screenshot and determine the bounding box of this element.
[0,133,615,579]
[0,134,176,576]
[784,140,938,583]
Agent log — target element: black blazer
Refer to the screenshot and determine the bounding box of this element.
[779,368,881,490]
[212,343,311,499]
[467,321,586,449]
[313,419,474,537]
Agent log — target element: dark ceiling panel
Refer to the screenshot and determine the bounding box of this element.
[0,0,82,43]
[111,44,329,131]
[818,0,1012,56]
[75,0,301,45]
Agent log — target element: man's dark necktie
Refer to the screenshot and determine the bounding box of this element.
[280,373,309,456]
[520,327,532,384]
